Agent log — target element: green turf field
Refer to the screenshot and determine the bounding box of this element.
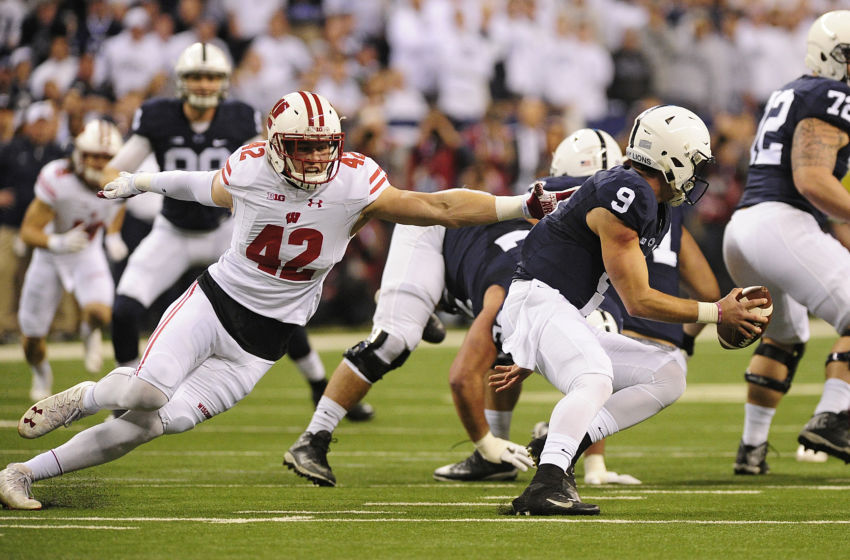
[1,328,849,559]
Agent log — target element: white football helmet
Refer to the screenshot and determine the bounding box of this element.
[625,105,713,207]
[266,91,344,190]
[805,10,850,85]
[175,42,231,109]
[550,128,623,177]
[72,119,123,188]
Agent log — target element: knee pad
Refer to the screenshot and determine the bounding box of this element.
[162,413,197,435]
[343,329,410,383]
[118,376,169,411]
[650,361,687,409]
[744,342,806,394]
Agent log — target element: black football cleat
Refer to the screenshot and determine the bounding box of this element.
[283,430,336,487]
[507,464,600,516]
[345,401,375,422]
[422,312,446,344]
[798,411,850,463]
[733,440,770,475]
[433,450,518,481]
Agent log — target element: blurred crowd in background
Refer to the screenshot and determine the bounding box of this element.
[0,0,844,340]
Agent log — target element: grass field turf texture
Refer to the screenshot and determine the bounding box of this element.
[1,324,849,559]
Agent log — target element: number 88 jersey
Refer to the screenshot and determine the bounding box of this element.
[208,142,390,325]
[741,75,850,227]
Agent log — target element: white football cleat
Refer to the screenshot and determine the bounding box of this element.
[83,327,103,374]
[18,381,95,439]
[0,463,41,510]
[796,444,828,463]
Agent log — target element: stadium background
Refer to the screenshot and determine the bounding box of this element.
[0,0,846,335]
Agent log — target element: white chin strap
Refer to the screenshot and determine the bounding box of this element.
[186,93,219,110]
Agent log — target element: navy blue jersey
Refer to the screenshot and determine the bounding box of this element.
[740,75,850,226]
[604,207,685,347]
[442,219,533,317]
[516,165,669,311]
[132,98,261,230]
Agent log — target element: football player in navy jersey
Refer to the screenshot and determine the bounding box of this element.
[490,105,766,516]
[530,205,720,486]
[724,11,850,473]
[100,43,370,420]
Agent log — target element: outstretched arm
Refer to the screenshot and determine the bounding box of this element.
[99,170,233,209]
[358,184,556,229]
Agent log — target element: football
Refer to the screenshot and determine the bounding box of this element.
[717,286,773,350]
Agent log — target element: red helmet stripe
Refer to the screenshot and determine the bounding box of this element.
[310,92,325,126]
[297,91,315,126]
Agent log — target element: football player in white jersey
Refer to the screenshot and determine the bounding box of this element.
[16,120,126,402]
[0,90,558,510]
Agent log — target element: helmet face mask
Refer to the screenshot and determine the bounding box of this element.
[805,10,850,85]
[175,42,231,110]
[625,105,714,207]
[550,128,623,177]
[72,120,123,189]
[266,91,344,190]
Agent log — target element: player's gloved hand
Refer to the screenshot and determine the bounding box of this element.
[584,470,642,485]
[98,171,146,199]
[104,232,128,261]
[523,182,579,219]
[474,432,534,471]
[12,234,27,257]
[47,224,89,253]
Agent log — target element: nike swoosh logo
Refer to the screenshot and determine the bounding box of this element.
[546,498,574,509]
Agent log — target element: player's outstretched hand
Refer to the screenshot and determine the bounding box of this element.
[98,171,143,199]
[47,223,89,254]
[489,364,533,392]
[523,182,579,219]
[475,433,535,471]
[717,288,768,339]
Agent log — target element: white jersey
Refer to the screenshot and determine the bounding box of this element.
[209,142,390,324]
[35,159,123,240]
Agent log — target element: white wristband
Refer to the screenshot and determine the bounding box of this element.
[696,301,720,324]
[494,195,525,221]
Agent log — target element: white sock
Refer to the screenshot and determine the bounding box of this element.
[294,351,326,382]
[540,432,579,471]
[741,403,776,446]
[25,450,64,480]
[306,396,347,434]
[585,407,619,443]
[814,378,850,415]
[30,360,53,384]
[484,409,512,439]
[80,321,92,340]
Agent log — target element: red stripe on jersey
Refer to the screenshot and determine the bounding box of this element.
[298,91,315,126]
[222,160,232,185]
[369,175,386,194]
[369,167,381,183]
[310,92,325,126]
[38,176,57,200]
[137,281,198,372]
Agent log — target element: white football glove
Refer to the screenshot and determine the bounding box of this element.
[99,171,145,199]
[474,432,534,471]
[584,470,642,485]
[47,224,89,253]
[104,232,128,261]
